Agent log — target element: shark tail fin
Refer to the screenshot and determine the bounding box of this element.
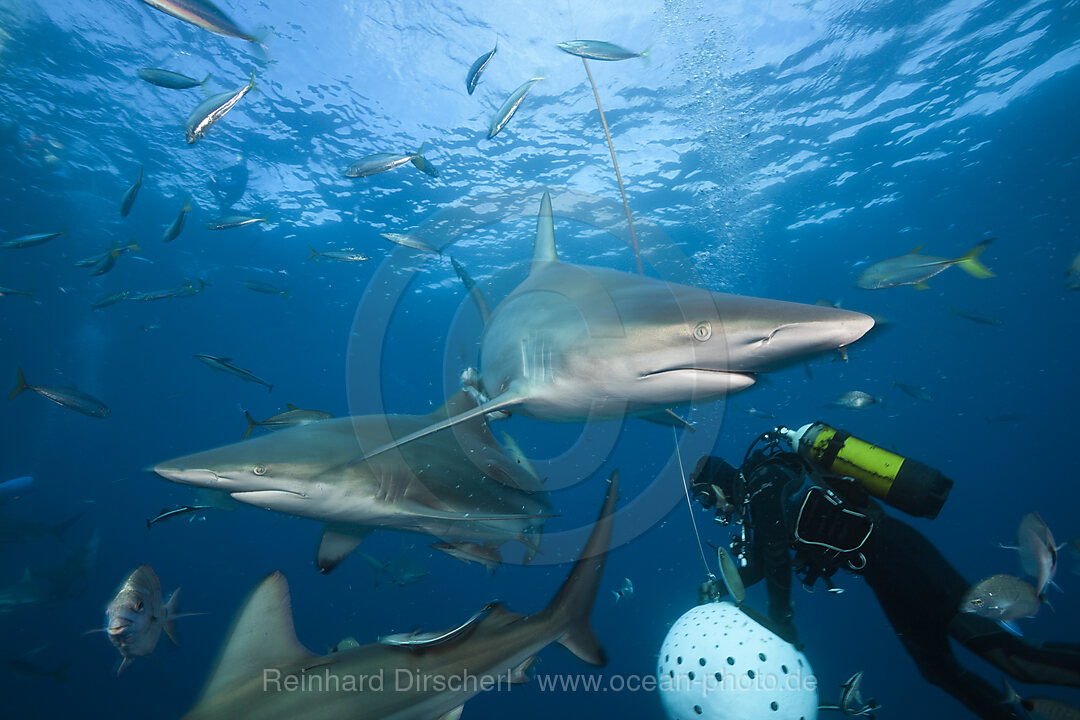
[243,411,258,439]
[956,239,995,279]
[164,588,182,644]
[193,572,314,708]
[351,386,526,463]
[9,367,28,400]
[548,471,618,666]
[531,191,559,271]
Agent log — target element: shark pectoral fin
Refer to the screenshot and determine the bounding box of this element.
[352,388,526,462]
[194,572,315,707]
[639,409,695,431]
[435,706,464,720]
[317,527,373,574]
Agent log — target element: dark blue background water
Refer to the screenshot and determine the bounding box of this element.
[1,0,1078,717]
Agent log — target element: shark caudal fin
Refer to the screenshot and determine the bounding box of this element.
[547,470,618,666]
[955,238,995,279]
[9,367,29,400]
[191,572,314,709]
[532,191,559,272]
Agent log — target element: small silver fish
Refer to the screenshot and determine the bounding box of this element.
[185,70,255,144]
[137,68,211,89]
[9,367,110,418]
[0,286,34,299]
[950,306,1003,326]
[716,546,745,605]
[466,41,497,95]
[307,246,369,263]
[130,279,205,301]
[163,199,193,242]
[1,228,66,249]
[91,290,130,309]
[556,39,650,62]
[120,167,143,217]
[381,232,440,254]
[146,505,213,530]
[104,565,179,674]
[195,354,273,391]
[488,77,542,139]
[206,214,267,230]
[961,574,1042,622]
[612,577,634,602]
[243,404,331,438]
[825,390,882,410]
[818,671,881,717]
[345,142,436,178]
[241,280,289,297]
[137,0,257,43]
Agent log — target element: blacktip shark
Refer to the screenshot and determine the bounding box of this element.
[153,390,550,573]
[358,191,876,460]
[180,473,617,720]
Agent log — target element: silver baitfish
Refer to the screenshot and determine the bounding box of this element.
[137,68,212,89]
[185,70,256,144]
[488,77,542,139]
[465,41,497,95]
[556,39,650,62]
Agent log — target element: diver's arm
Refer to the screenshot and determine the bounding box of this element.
[747,464,800,646]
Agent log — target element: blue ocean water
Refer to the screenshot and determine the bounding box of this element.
[1,0,1078,717]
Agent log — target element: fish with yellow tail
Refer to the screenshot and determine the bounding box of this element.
[857,238,995,289]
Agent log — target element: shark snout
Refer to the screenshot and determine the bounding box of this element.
[151,463,221,488]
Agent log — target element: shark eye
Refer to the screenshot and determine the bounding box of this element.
[693,321,712,342]
[253,464,267,476]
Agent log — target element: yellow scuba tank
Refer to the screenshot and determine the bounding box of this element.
[780,422,953,519]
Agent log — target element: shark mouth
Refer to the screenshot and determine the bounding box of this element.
[230,489,308,501]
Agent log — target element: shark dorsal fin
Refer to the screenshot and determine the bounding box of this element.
[531,191,558,272]
[196,572,314,703]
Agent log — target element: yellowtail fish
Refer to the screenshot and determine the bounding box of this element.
[857,239,995,289]
[243,404,331,439]
[206,214,266,230]
[137,0,256,43]
[91,290,131,309]
[345,142,437,178]
[137,68,211,89]
[81,241,140,277]
[195,354,273,391]
[163,198,193,242]
[0,286,34,299]
[488,77,542,139]
[120,167,143,218]
[380,232,439,254]
[185,71,255,144]
[465,40,497,95]
[241,280,289,297]
[9,367,110,418]
[1,227,65,249]
[130,279,206,301]
[307,246,369,263]
[556,39,650,62]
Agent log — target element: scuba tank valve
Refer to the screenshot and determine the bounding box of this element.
[779,422,953,519]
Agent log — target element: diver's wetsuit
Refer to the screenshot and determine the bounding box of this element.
[692,451,1080,720]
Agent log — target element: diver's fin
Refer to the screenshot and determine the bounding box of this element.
[352,385,527,462]
[192,572,314,708]
[316,526,373,574]
[450,257,491,325]
[956,238,995,279]
[531,191,558,272]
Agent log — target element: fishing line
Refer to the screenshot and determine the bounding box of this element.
[674,426,712,577]
[567,0,644,275]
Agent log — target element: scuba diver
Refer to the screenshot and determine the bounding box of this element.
[690,422,1080,720]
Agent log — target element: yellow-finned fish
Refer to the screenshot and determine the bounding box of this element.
[857,239,995,289]
[137,0,256,43]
